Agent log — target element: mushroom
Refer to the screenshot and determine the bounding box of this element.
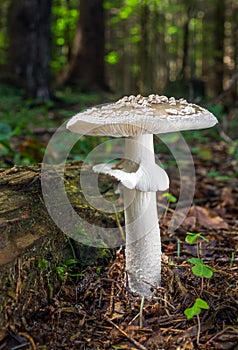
[66,94,218,296]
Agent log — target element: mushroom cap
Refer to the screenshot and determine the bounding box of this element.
[66,94,218,137]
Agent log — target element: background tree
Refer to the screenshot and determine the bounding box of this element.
[212,0,225,96]
[60,0,107,91]
[0,0,237,103]
[7,0,52,99]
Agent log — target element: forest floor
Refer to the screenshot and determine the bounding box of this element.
[1,141,238,350]
[0,90,238,349]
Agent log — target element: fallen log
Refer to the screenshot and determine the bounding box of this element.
[0,161,121,266]
[0,162,121,330]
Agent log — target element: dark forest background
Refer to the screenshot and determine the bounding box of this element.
[0,0,237,101]
[0,0,237,167]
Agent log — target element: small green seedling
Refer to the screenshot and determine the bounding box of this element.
[185,231,209,258]
[56,259,84,281]
[188,258,214,278]
[162,192,177,203]
[184,297,209,320]
[162,192,177,221]
[185,231,209,244]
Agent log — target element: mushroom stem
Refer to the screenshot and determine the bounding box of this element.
[124,134,162,295]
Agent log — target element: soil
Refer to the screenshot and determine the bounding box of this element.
[0,141,238,350]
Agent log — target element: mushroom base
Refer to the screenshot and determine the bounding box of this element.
[124,188,161,296]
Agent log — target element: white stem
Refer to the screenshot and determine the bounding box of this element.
[124,134,162,295]
[125,134,155,164]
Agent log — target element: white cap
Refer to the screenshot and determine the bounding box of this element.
[66,94,218,136]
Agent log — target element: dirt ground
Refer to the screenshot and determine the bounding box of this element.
[0,141,238,350]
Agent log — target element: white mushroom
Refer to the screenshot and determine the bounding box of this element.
[66,94,218,296]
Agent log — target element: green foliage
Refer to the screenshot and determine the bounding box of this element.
[38,257,83,281]
[38,258,50,269]
[188,258,214,279]
[207,170,230,181]
[0,122,16,163]
[184,297,209,320]
[0,117,45,167]
[0,83,103,167]
[207,104,225,121]
[56,259,84,281]
[105,51,120,65]
[0,122,12,141]
[185,232,209,244]
[162,192,177,203]
[183,232,217,321]
[51,1,79,73]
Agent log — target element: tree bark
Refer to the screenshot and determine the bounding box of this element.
[212,0,225,96]
[138,2,150,94]
[180,1,193,80]
[0,163,116,268]
[60,0,107,91]
[7,0,52,99]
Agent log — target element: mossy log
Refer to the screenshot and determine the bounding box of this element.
[0,162,119,266]
[0,162,121,329]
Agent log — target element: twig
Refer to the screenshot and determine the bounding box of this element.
[196,314,201,346]
[15,258,22,303]
[139,296,145,328]
[18,332,37,350]
[106,281,115,315]
[105,316,147,350]
[11,344,30,350]
[113,204,125,242]
[205,326,238,346]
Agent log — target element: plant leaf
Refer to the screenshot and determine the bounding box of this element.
[184,298,209,320]
[195,298,209,309]
[188,257,203,265]
[186,231,209,243]
[184,306,195,320]
[186,233,200,244]
[192,264,213,278]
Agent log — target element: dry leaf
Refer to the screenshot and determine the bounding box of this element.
[220,187,235,207]
[182,205,229,230]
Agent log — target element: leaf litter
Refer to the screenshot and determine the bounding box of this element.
[0,142,238,350]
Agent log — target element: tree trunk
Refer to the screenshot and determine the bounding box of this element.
[180,1,193,80]
[231,1,238,102]
[138,2,150,94]
[60,0,107,91]
[7,0,52,99]
[212,0,225,96]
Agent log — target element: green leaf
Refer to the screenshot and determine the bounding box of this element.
[38,259,49,269]
[186,232,209,244]
[162,192,177,203]
[184,298,209,320]
[184,305,197,320]
[186,233,200,244]
[192,264,213,278]
[195,298,209,309]
[188,257,203,265]
[188,258,214,278]
[64,259,78,266]
[105,51,119,65]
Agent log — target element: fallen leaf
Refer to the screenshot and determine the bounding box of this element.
[182,205,229,230]
[110,301,125,320]
[220,187,235,207]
